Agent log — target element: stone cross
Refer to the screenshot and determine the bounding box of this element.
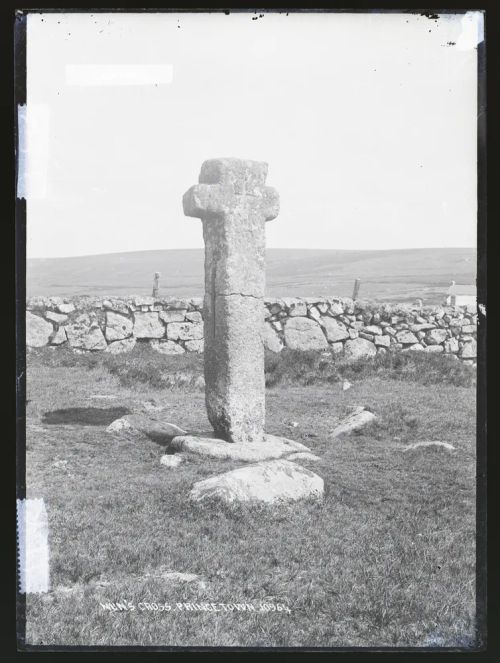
[183,158,279,444]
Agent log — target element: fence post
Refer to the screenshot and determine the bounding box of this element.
[152,272,161,298]
[352,278,361,301]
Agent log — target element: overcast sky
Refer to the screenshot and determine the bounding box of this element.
[23,11,482,258]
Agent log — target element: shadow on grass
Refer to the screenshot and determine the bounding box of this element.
[42,406,131,426]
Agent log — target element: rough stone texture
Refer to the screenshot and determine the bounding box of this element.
[167,322,203,341]
[189,459,324,504]
[320,317,349,343]
[26,312,53,347]
[57,303,75,314]
[444,337,459,353]
[150,339,185,354]
[106,337,136,354]
[107,418,135,433]
[49,326,67,345]
[287,452,321,462]
[183,158,279,444]
[362,325,382,336]
[170,433,310,461]
[159,310,187,323]
[123,414,187,441]
[285,298,307,317]
[44,311,68,324]
[396,330,419,344]
[425,328,448,345]
[25,296,476,361]
[133,312,164,339]
[343,338,376,360]
[186,311,203,323]
[105,311,134,341]
[374,335,390,347]
[66,318,107,351]
[262,322,283,353]
[184,339,204,353]
[423,345,444,353]
[331,406,376,437]
[459,339,477,358]
[283,317,328,351]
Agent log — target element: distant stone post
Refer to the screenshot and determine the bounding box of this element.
[183,158,279,444]
[152,272,161,298]
[352,278,361,301]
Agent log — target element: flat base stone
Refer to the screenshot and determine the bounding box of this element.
[170,433,311,461]
[189,459,324,504]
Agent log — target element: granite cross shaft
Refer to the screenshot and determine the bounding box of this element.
[183,158,279,444]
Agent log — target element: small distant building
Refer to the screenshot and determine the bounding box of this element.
[445,281,476,307]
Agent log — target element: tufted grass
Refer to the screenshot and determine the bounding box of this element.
[23,348,478,648]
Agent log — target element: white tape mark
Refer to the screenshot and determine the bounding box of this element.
[65,64,174,86]
[17,498,50,593]
[455,11,484,51]
[16,103,50,200]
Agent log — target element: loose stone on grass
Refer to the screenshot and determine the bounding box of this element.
[330,406,376,438]
[189,459,324,505]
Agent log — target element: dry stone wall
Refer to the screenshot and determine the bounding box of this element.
[26,295,478,362]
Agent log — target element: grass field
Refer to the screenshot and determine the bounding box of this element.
[27,247,476,303]
[24,346,478,648]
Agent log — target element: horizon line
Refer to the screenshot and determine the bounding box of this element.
[28,246,477,260]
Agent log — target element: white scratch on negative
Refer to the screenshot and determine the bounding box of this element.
[17,498,50,593]
[455,11,484,51]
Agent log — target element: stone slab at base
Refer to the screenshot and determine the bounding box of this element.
[189,459,324,504]
[169,433,311,461]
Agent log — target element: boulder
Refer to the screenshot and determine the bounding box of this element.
[283,317,328,351]
[423,345,444,353]
[262,322,283,353]
[44,311,68,324]
[66,318,107,351]
[111,414,187,441]
[26,312,53,347]
[459,339,477,359]
[396,330,419,344]
[425,328,448,345]
[159,310,187,323]
[343,337,376,360]
[106,337,136,354]
[150,339,185,354]
[282,298,307,317]
[57,303,75,314]
[49,326,67,346]
[374,335,390,347]
[320,317,349,343]
[444,338,459,353]
[362,325,382,336]
[185,311,203,323]
[105,311,133,341]
[331,406,376,437]
[170,433,310,462]
[167,322,203,341]
[133,312,165,338]
[189,459,324,504]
